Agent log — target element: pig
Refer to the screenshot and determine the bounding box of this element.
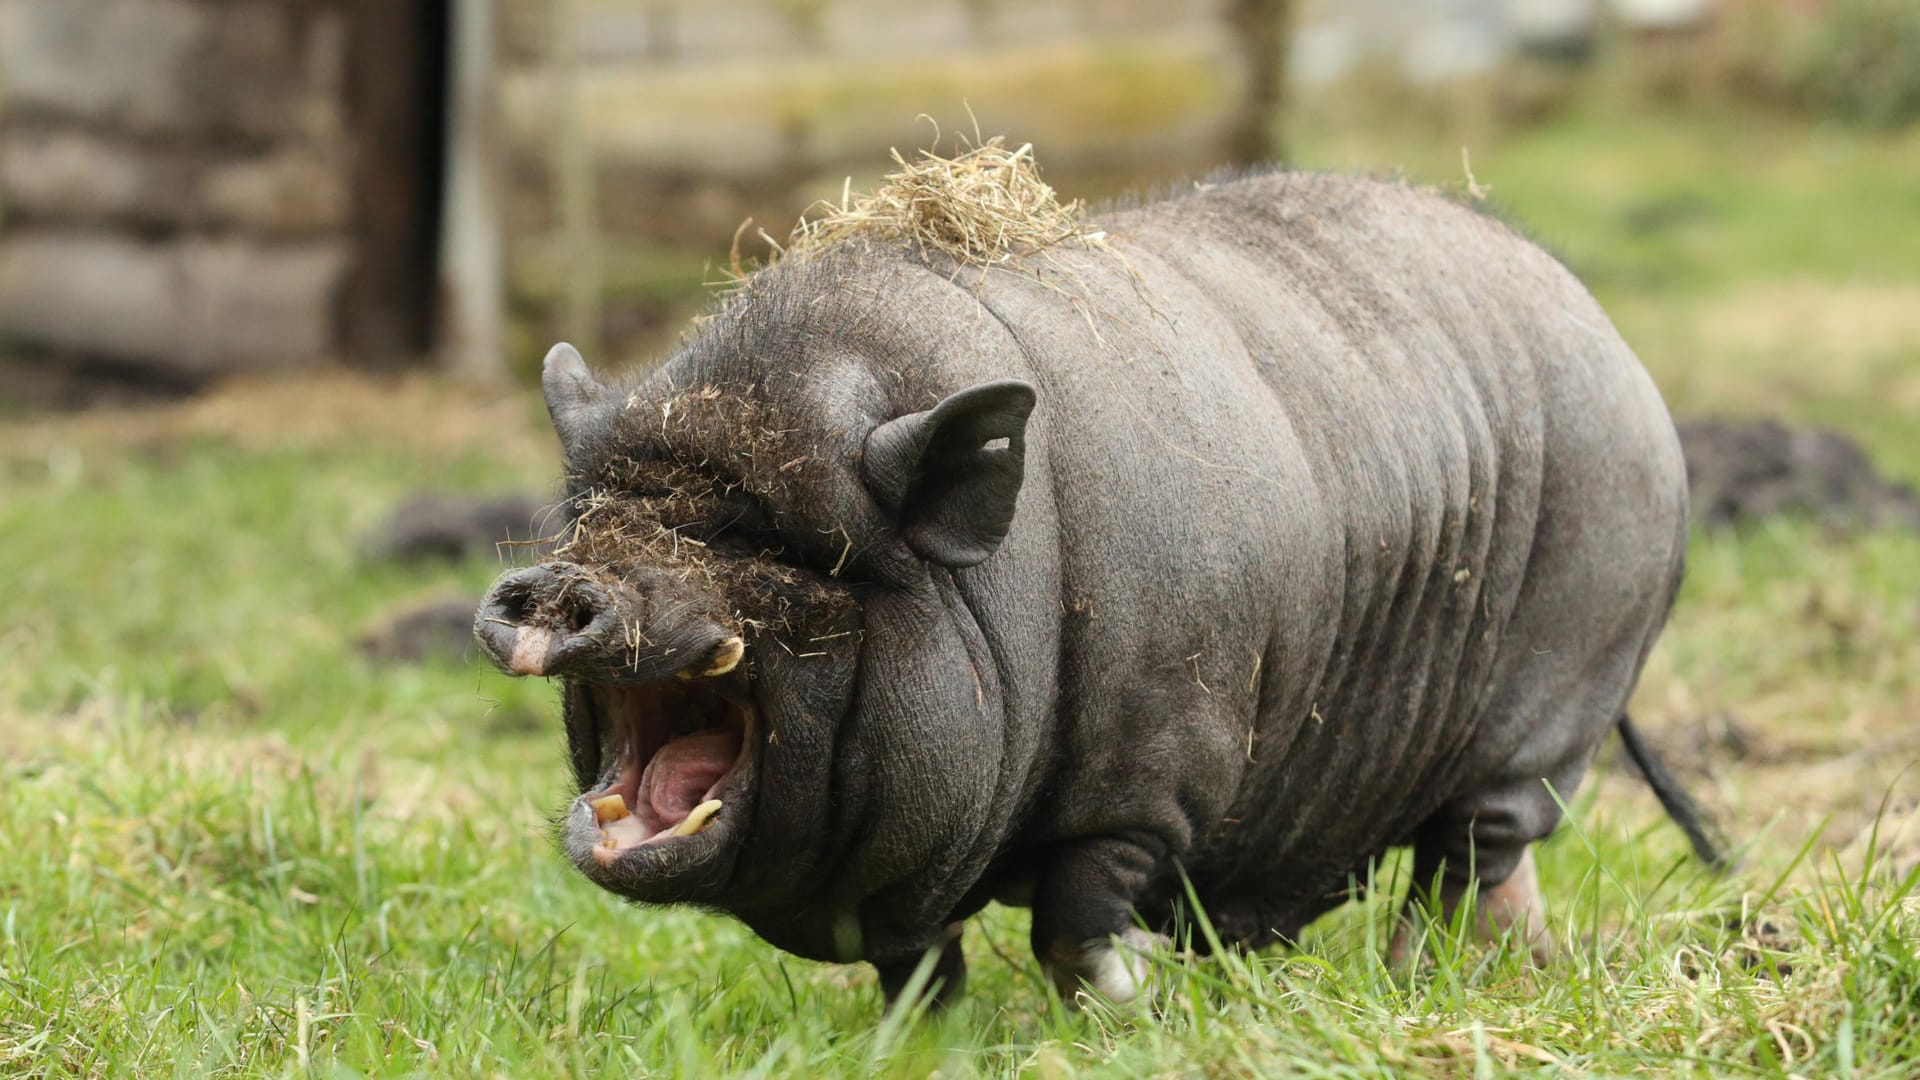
[474,170,1721,1007]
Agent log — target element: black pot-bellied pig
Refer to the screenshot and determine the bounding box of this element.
[474,166,1721,1007]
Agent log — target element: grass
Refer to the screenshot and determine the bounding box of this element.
[4,100,1920,1075]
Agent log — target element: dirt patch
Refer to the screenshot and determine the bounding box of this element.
[0,354,202,416]
[1677,417,1920,531]
[365,490,555,563]
[358,596,482,666]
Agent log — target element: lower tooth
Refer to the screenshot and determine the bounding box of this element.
[591,794,629,824]
[671,799,723,837]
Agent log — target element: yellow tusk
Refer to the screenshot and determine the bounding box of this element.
[679,636,745,679]
[670,799,724,837]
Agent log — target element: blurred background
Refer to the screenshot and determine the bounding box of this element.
[3,0,1916,396]
[2,1,1918,1070]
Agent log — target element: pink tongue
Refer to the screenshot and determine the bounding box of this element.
[643,729,741,822]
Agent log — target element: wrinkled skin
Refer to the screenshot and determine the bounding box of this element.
[475,172,1691,1007]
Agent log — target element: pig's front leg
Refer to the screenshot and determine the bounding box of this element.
[1031,836,1168,1005]
[874,922,968,1011]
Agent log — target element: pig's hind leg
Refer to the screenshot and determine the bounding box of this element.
[1388,781,1562,968]
[1388,616,1660,968]
[1388,848,1553,969]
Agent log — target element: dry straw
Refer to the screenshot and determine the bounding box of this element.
[721,136,1111,285]
[793,136,1106,265]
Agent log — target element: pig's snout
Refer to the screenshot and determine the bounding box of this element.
[474,565,616,677]
[473,564,744,681]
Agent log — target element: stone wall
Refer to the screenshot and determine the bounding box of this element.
[0,0,356,378]
[0,0,1275,383]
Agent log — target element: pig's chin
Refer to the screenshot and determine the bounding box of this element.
[561,679,758,894]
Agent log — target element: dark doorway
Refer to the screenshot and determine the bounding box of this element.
[343,0,450,366]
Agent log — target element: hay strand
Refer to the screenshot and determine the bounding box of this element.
[788,136,1107,268]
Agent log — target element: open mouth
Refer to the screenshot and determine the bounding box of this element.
[574,679,756,865]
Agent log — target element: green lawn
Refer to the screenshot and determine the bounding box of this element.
[3,102,1919,1075]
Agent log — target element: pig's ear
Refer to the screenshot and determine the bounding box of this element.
[863,379,1036,568]
[542,342,610,456]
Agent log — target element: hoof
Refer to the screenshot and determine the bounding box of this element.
[1044,927,1165,1007]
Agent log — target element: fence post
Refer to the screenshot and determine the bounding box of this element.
[439,0,508,379]
[550,0,603,360]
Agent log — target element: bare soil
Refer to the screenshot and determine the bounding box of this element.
[1677,417,1920,531]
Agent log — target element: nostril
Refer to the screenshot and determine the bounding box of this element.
[496,582,537,625]
[564,599,595,634]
